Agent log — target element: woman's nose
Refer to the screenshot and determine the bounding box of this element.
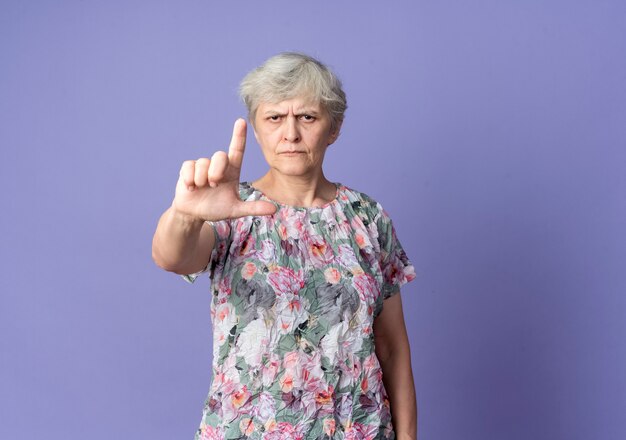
[283,117,301,143]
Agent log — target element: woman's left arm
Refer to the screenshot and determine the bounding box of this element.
[374,292,418,440]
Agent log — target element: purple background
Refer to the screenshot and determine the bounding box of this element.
[2,1,625,439]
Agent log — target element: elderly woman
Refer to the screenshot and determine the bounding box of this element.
[152,53,417,440]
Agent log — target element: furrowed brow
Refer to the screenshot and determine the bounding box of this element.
[262,109,286,115]
[295,109,321,116]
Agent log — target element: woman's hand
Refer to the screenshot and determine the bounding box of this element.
[172,118,276,222]
[152,119,276,275]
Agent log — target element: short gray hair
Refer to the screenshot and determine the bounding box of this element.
[239,52,347,131]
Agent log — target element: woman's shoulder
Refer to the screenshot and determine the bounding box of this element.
[337,184,386,216]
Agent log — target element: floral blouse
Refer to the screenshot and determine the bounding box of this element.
[185,182,415,440]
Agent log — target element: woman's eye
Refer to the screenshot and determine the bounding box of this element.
[301,115,315,121]
[269,115,280,121]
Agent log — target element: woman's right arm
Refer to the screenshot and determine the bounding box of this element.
[152,206,215,275]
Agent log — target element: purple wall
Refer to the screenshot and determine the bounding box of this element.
[2,1,625,439]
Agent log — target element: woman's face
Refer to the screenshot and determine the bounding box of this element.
[252,97,340,179]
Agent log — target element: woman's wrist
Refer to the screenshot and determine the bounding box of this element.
[169,203,205,228]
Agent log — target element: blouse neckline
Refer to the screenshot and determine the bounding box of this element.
[242,181,343,211]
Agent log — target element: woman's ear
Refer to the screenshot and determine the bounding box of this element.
[328,119,343,146]
[249,117,260,144]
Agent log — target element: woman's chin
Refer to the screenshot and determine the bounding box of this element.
[271,163,319,178]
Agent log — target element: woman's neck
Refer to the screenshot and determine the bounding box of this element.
[252,170,337,208]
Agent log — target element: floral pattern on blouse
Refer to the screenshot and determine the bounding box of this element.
[185,182,415,440]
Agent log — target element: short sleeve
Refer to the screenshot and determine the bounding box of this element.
[181,219,231,284]
[375,204,416,299]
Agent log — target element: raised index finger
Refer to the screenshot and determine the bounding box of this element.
[227,118,247,169]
